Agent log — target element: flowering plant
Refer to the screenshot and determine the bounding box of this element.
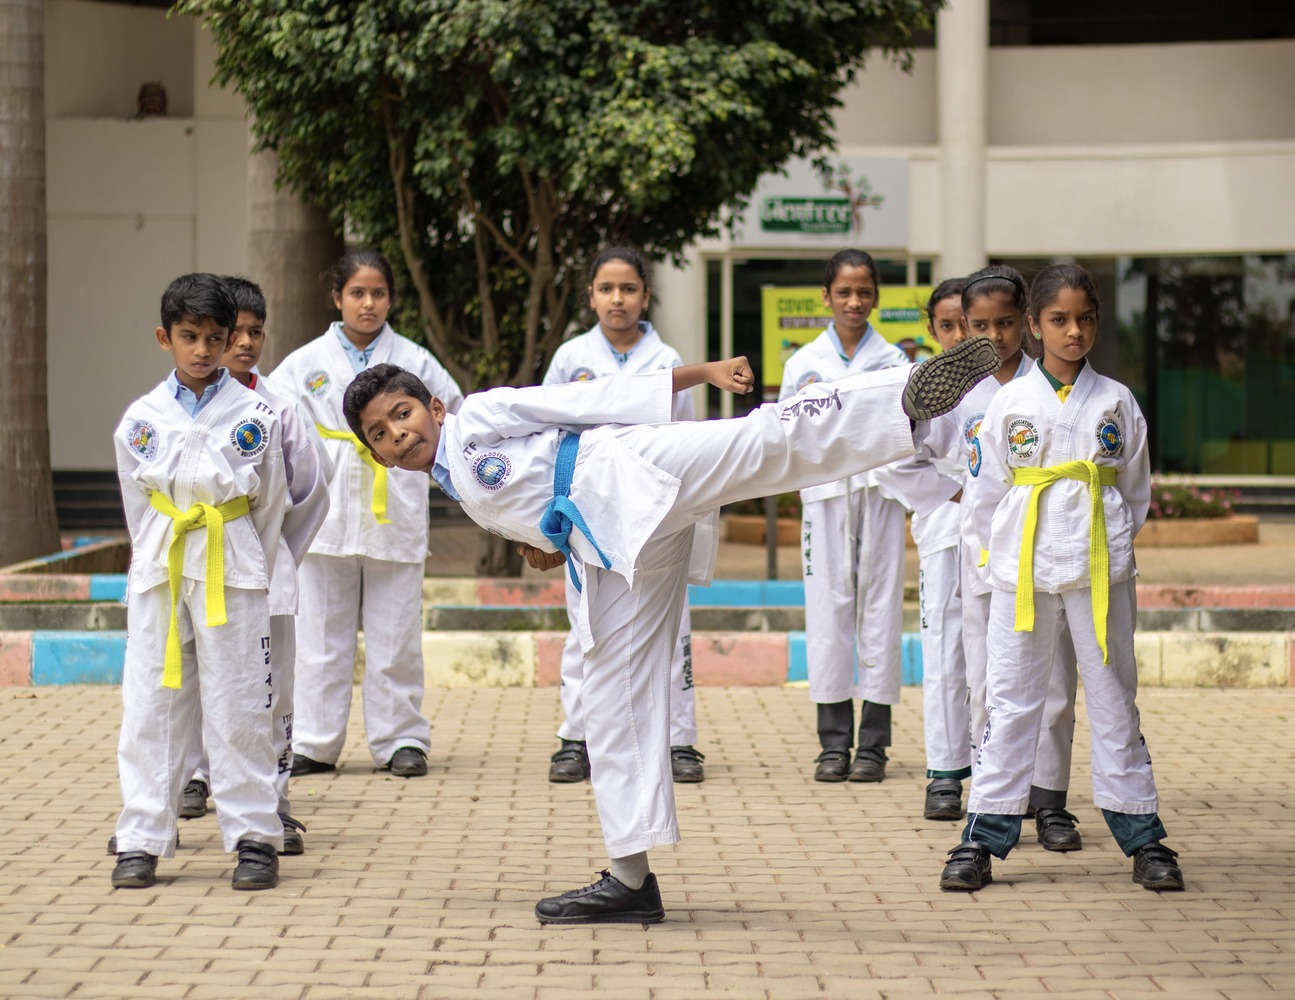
[1147,480,1238,520]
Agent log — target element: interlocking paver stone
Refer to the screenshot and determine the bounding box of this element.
[0,684,1292,998]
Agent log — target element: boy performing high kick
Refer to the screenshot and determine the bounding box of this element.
[345,339,1000,924]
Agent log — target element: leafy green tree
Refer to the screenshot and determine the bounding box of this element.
[178,0,939,391]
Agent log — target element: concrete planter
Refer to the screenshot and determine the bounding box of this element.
[1137,515,1260,547]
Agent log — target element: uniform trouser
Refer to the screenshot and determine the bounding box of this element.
[801,491,905,731]
[187,616,296,816]
[577,366,921,857]
[293,554,429,766]
[968,578,1159,835]
[963,566,1077,796]
[919,545,970,775]
[115,582,282,857]
[558,571,697,746]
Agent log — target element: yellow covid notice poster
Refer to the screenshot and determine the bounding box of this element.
[761,285,937,392]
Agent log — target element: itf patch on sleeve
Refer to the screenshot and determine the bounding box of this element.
[231,417,269,458]
[472,452,513,492]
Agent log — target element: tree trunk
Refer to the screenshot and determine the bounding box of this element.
[476,533,524,577]
[247,142,343,370]
[0,0,60,566]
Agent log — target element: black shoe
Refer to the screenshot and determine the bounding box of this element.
[291,754,336,777]
[902,336,1000,420]
[548,740,591,783]
[813,748,851,782]
[848,747,887,783]
[1132,842,1184,891]
[924,779,965,821]
[1035,807,1083,852]
[940,841,993,891]
[108,832,178,855]
[535,871,665,925]
[670,746,705,783]
[279,814,306,856]
[180,779,209,819]
[388,746,428,777]
[232,839,279,890]
[111,851,158,888]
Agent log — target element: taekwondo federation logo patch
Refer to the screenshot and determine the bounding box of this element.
[569,367,597,382]
[231,417,269,458]
[1007,418,1039,460]
[472,452,512,492]
[304,370,331,399]
[795,371,823,392]
[963,413,984,476]
[1096,416,1123,457]
[127,420,158,460]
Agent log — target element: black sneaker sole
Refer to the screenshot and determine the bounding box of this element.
[1040,838,1083,852]
[1133,872,1184,890]
[939,871,992,891]
[535,908,665,925]
[925,807,966,821]
[902,337,1001,420]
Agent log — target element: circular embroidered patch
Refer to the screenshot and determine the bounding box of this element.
[472,452,512,492]
[304,370,331,399]
[962,413,984,446]
[1096,416,1123,457]
[1006,417,1040,460]
[127,420,158,460]
[967,438,983,477]
[231,417,269,458]
[569,367,597,382]
[795,371,823,392]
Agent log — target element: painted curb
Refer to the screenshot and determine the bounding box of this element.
[8,629,1290,689]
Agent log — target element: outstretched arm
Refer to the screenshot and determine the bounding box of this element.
[672,357,754,396]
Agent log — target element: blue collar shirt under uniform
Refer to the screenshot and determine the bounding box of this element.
[825,321,872,364]
[167,368,231,417]
[334,325,381,376]
[431,425,462,501]
[594,322,652,368]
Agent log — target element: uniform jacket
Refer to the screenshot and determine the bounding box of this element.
[968,362,1150,594]
[268,323,463,564]
[115,377,287,597]
[778,324,909,502]
[542,322,714,579]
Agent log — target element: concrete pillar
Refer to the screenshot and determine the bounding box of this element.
[936,0,989,278]
[246,142,343,369]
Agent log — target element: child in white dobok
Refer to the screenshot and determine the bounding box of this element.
[542,246,705,784]
[343,337,1000,924]
[779,249,910,784]
[940,264,1183,893]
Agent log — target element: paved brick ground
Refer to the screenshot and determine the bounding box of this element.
[2,683,1292,999]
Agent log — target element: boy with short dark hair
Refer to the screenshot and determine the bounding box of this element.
[177,276,331,855]
[111,273,291,890]
[342,337,999,923]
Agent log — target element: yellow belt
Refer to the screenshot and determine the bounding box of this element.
[1012,461,1118,663]
[149,492,251,689]
[316,424,390,524]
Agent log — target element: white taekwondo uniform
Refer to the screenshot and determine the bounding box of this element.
[114,374,288,857]
[541,322,698,747]
[882,352,1080,789]
[966,362,1158,818]
[778,323,909,716]
[269,324,463,767]
[439,365,920,857]
[186,374,331,815]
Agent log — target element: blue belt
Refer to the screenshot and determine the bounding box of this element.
[539,432,612,592]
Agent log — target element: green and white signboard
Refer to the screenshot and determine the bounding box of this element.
[733,157,907,250]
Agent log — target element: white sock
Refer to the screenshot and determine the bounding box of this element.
[610,852,650,890]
